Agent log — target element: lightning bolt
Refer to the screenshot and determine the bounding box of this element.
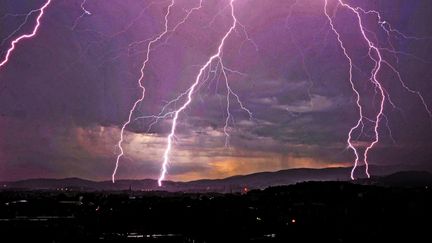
[71,0,92,30]
[112,0,176,183]
[0,0,52,69]
[158,0,249,186]
[341,0,386,179]
[324,0,431,179]
[324,0,385,179]
[324,0,364,179]
[112,0,208,183]
[221,65,253,147]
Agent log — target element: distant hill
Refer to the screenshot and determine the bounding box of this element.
[375,171,432,187]
[1,178,161,191]
[1,166,429,192]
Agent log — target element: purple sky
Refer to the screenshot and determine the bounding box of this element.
[0,0,432,181]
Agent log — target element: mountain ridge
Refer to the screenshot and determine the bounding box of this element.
[2,166,431,192]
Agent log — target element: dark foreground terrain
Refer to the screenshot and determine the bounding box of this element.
[0,181,430,242]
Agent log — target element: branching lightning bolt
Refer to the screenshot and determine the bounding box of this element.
[221,64,253,147]
[112,0,176,183]
[0,0,52,69]
[71,0,92,30]
[324,0,431,179]
[324,0,364,179]
[158,0,251,186]
[112,0,208,183]
[344,1,385,179]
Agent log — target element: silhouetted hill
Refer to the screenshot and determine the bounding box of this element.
[4,177,97,190]
[1,178,161,191]
[184,165,408,189]
[1,166,425,192]
[376,171,432,187]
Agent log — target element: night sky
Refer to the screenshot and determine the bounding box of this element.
[0,0,431,182]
